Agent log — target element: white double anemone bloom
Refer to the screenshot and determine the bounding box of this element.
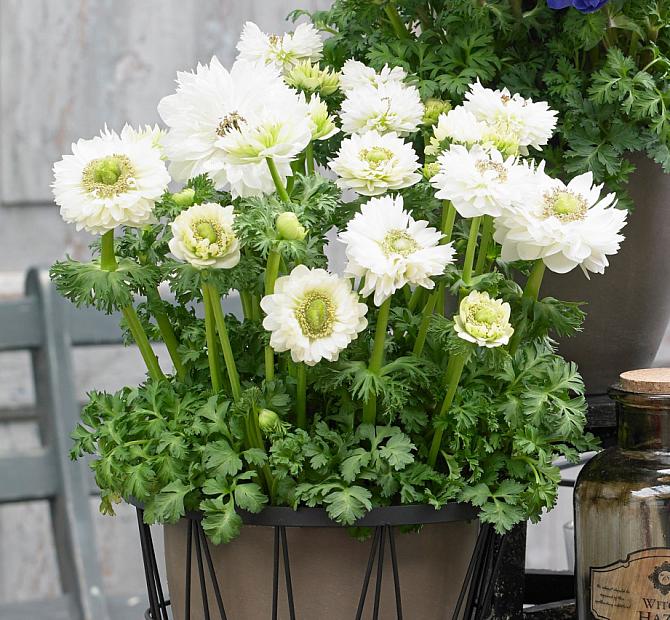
[430,144,533,218]
[340,79,424,136]
[158,57,311,198]
[52,124,170,235]
[339,60,407,92]
[236,21,323,72]
[454,291,514,348]
[328,130,421,196]
[494,171,627,276]
[339,195,456,306]
[261,265,368,366]
[427,82,557,158]
[169,203,241,270]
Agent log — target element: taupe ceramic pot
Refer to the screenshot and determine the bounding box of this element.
[163,514,478,620]
[543,154,670,395]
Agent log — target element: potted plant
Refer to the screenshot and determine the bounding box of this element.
[49,16,624,619]
[300,0,670,394]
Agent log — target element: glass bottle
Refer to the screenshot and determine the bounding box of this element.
[575,369,670,620]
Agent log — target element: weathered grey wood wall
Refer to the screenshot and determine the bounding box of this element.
[0,0,329,606]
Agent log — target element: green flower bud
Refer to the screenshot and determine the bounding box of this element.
[285,61,340,96]
[454,290,514,348]
[258,408,281,434]
[172,187,196,207]
[276,212,307,241]
[422,98,452,127]
[423,162,441,180]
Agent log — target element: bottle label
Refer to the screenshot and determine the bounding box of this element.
[591,548,670,619]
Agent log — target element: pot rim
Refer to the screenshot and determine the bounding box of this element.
[130,498,478,527]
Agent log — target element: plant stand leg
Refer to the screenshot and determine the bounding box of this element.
[489,523,527,620]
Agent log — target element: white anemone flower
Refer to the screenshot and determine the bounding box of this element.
[158,57,310,198]
[425,108,485,156]
[236,21,323,72]
[339,195,456,306]
[52,124,170,235]
[493,171,627,276]
[463,82,557,155]
[454,291,514,348]
[328,130,421,196]
[340,80,424,136]
[261,265,368,366]
[430,144,533,218]
[168,202,240,269]
[339,60,407,92]
[306,94,339,140]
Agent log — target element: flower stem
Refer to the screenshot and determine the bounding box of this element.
[510,0,522,20]
[413,285,440,356]
[524,259,546,302]
[239,290,253,321]
[474,215,493,276]
[461,216,481,292]
[296,363,307,429]
[362,297,392,425]
[384,2,411,39]
[146,287,185,379]
[266,158,290,203]
[428,351,468,467]
[441,200,457,244]
[100,230,118,271]
[100,229,163,381]
[263,248,282,381]
[305,142,315,175]
[407,287,425,312]
[203,282,242,401]
[201,284,222,394]
[508,259,546,355]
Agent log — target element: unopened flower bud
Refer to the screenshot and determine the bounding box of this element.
[423,98,452,127]
[258,408,281,434]
[276,212,307,241]
[173,187,195,207]
[423,162,441,180]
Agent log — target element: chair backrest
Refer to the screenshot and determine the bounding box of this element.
[0,268,121,620]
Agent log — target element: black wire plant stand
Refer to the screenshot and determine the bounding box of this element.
[134,501,511,620]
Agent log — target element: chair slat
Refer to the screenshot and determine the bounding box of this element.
[0,298,43,350]
[0,449,59,502]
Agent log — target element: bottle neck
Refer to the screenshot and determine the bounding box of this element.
[617,400,670,451]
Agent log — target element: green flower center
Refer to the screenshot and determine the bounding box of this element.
[382,230,417,257]
[296,292,335,339]
[543,189,587,222]
[475,160,508,182]
[216,112,246,137]
[473,306,498,325]
[190,218,233,257]
[82,154,135,198]
[361,147,392,168]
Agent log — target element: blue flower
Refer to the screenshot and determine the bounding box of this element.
[547,0,609,13]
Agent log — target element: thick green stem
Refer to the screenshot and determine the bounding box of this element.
[100,229,163,381]
[413,286,440,357]
[523,259,546,302]
[510,0,523,20]
[121,306,165,382]
[203,282,242,401]
[362,297,392,425]
[296,364,307,429]
[266,158,290,203]
[474,215,493,276]
[305,142,315,175]
[263,248,282,381]
[428,352,467,467]
[239,291,253,321]
[461,216,481,290]
[201,284,222,393]
[509,260,546,355]
[384,2,411,39]
[407,287,425,313]
[100,230,118,271]
[146,287,185,379]
[441,201,457,244]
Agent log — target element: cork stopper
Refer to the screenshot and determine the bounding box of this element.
[619,368,670,394]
